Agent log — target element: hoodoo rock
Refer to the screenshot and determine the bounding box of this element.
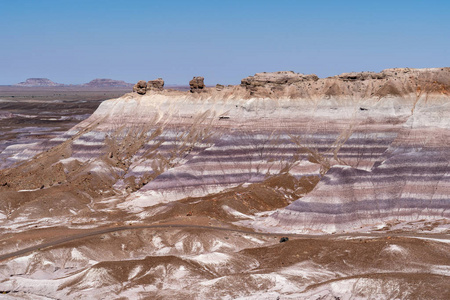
[147,78,164,91]
[189,76,205,92]
[133,80,148,94]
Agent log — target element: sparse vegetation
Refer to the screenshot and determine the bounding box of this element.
[105,111,218,192]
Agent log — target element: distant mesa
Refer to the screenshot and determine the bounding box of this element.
[14,78,133,88]
[82,78,133,88]
[15,78,64,87]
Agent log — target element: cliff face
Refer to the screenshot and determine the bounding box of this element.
[126,67,450,101]
[238,68,450,99]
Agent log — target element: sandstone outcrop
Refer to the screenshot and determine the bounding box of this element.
[239,68,450,99]
[189,76,205,92]
[337,71,386,81]
[133,78,165,94]
[133,80,147,94]
[241,71,319,89]
[147,78,164,91]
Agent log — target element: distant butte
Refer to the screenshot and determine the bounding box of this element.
[13,78,133,88]
[82,78,133,88]
[15,78,64,87]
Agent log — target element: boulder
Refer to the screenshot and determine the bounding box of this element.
[279,237,289,243]
[147,78,164,91]
[189,76,205,92]
[215,84,225,91]
[133,80,147,95]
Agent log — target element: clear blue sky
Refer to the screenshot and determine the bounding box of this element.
[1,0,449,85]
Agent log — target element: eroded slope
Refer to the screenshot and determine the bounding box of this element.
[0,68,449,299]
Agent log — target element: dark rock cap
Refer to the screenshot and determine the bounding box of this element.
[189,76,205,92]
[147,78,164,91]
[133,80,147,95]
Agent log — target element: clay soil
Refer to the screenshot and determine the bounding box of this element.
[0,86,130,146]
[0,84,449,299]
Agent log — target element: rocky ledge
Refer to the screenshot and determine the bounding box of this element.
[131,67,450,99]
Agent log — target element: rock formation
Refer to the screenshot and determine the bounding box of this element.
[15,78,64,87]
[132,80,147,94]
[238,68,450,99]
[241,71,319,88]
[1,67,450,299]
[337,71,386,81]
[83,78,133,88]
[189,76,205,92]
[147,78,164,91]
[14,78,134,88]
[133,78,165,94]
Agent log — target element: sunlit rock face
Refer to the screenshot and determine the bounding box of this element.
[261,100,450,233]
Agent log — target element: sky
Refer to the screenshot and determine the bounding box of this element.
[1,0,449,85]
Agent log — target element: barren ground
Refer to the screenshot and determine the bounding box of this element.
[0,71,449,299]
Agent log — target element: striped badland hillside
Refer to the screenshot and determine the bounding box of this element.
[1,87,448,232]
